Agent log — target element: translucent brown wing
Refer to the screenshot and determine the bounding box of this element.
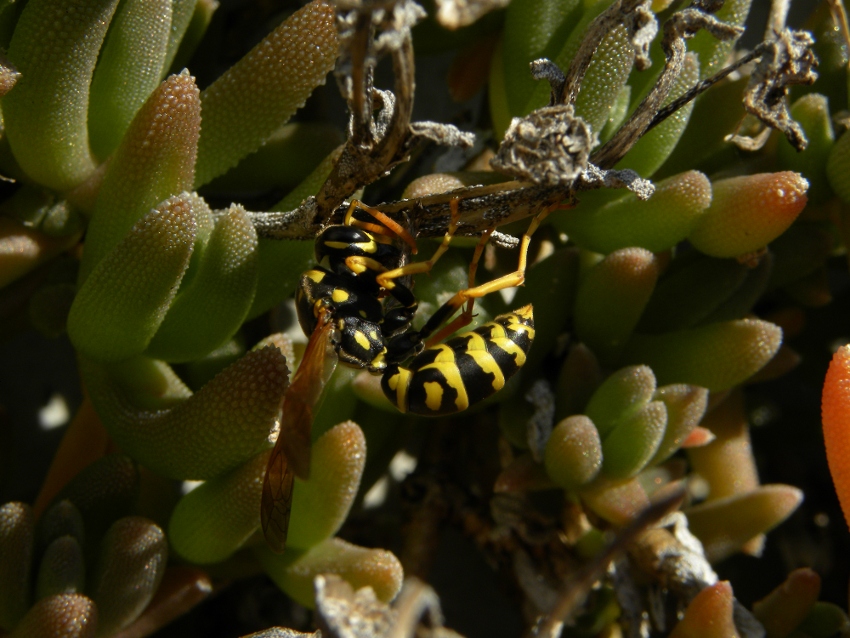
[261,314,337,553]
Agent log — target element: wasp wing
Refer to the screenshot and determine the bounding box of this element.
[261,315,337,552]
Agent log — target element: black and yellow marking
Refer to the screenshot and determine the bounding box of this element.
[382,305,535,416]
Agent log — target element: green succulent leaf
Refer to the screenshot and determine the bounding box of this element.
[194,0,339,186]
[798,602,850,637]
[288,421,367,550]
[4,0,121,190]
[617,53,700,177]
[38,501,86,552]
[700,252,773,325]
[47,456,140,561]
[686,390,759,502]
[574,247,659,362]
[777,94,835,205]
[146,204,259,362]
[0,502,33,631]
[169,451,269,564]
[81,348,288,480]
[69,194,198,362]
[88,0,173,161]
[247,148,340,319]
[544,415,603,490]
[8,593,97,638]
[638,253,749,334]
[580,477,650,526]
[554,342,603,421]
[687,0,751,79]
[35,536,85,600]
[827,127,850,205]
[80,72,200,281]
[554,171,712,254]
[500,0,582,117]
[622,319,782,391]
[601,400,667,479]
[523,1,633,135]
[753,568,822,638]
[585,365,656,439]
[162,0,198,74]
[256,538,403,609]
[511,247,580,374]
[648,384,708,465]
[767,223,834,291]
[0,218,80,289]
[685,484,803,563]
[90,517,167,637]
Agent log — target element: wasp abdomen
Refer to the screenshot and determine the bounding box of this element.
[382,305,535,416]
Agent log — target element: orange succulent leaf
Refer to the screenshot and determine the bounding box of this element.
[821,344,850,529]
[670,581,741,638]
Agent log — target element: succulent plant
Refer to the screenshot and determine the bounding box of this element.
[1,0,850,636]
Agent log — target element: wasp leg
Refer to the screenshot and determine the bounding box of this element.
[422,227,494,347]
[344,200,418,254]
[417,204,555,346]
[375,197,462,291]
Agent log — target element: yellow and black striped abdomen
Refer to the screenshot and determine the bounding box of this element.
[382,305,535,416]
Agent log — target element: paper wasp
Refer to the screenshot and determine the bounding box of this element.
[261,199,549,552]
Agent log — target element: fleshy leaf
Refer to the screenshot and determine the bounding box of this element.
[685,485,803,563]
[601,400,667,479]
[162,0,197,74]
[585,365,656,439]
[767,223,833,291]
[288,421,367,550]
[523,7,633,135]
[637,253,749,333]
[169,451,269,564]
[90,517,167,637]
[617,53,699,177]
[247,148,338,319]
[146,203,259,362]
[649,384,709,465]
[8,593,97,638]
[256,538,403,609]
[753,567,821,638]
[580,477,650,525]
[777,94,835,205]
[80,72,200,281]
[821,344,850,529]
[669,581,740,638]
[554,171,712,254]
[622,319,782,391]
[574,247,659,362]
[700,252,773,324]
[798,602,850,637]
[35,536,85,600]
[38,501,86,551]
[4,0,121,190]
[0,218,80,289]
[88,0,172,160]
[687,0,751,78]
[116,565,212,638]
[500,0,582,117]
[194,0,339,186]
[688,390,759,502]
[0,502,33,631]
[49,455,139,545]
[827,128,850,205]
[81,347,288,480]
[688,172,809,259]
[555,342,602,421]
[507,247,580,375]
[68,194,197,362]
[544,415,603,490]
